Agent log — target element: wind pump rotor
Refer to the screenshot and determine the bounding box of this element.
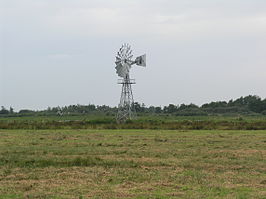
[115,43,146,78]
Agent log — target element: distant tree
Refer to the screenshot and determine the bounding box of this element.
[9,107,14,114]
[164,104,178,113]
[141,103,146,112]
[19,109,33,114]
[3,94,266,117]
[97,105,110,112]
[155,106,162,114]
[201,101,227,108]
[134,102,142,113]
[147,106,156,114]
[0,106,9,114]
[178,103,198,110]
[227,95,262,109]
[245,95,264,113]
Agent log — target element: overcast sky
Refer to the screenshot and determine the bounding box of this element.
[1,0,266,110]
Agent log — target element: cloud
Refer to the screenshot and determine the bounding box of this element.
[1,0,266,109]
[3,0,266,40]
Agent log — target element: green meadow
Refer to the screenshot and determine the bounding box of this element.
[1,115,266,130]
[0,129,265,198]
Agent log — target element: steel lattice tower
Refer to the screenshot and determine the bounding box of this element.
[116,74,136,123]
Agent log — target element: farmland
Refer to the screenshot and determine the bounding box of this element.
[0,129,265,198]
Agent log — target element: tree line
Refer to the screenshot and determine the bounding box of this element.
[1,95,266,116]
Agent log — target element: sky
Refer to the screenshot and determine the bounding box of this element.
[1,0,266,111]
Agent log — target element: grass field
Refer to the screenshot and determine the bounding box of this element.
[0,129,265,198]
[1,115,266,130]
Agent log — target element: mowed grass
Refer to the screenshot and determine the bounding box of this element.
[0,130,265,199]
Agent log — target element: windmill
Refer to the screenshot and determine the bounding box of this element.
[115,43,146,123]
